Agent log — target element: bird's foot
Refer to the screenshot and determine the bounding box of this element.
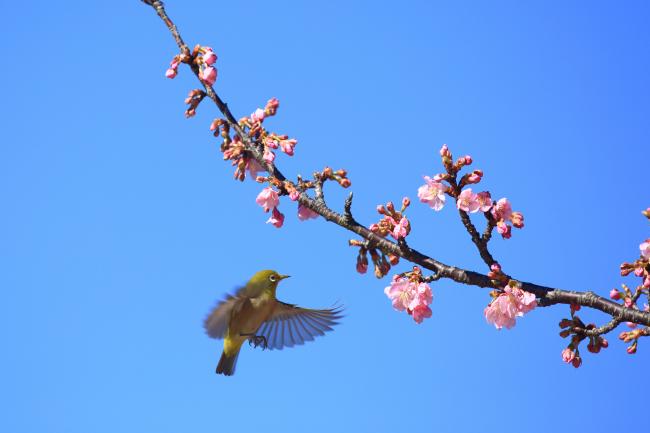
[248,335,268,350]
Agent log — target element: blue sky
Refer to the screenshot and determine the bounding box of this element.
[2,1,649,432]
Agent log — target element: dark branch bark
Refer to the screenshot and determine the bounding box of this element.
[142,0,650,329]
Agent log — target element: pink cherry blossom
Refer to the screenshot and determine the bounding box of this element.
[279,139,297,156]
[492,198,513,221]
[417,176,447,211]
[165,68,177,79]
[200,66,217,86]
[385,277,433,324]
[456,188,480,213]
[484,285,537,330]
[640,239,650,260]
[408,282,433,310]
[496,220,511,239]
[411,305,432,324]
[391,217,409,240]
[265,137,279,149]
[476,191,493,212]
[384,277,415,312]
[297,204,319,221]
[202,50,217,65]
[561,348,576,363]
[263,148,275,163]
[255,187,279,212]
[266,207,284,228]
[251,108,265,123]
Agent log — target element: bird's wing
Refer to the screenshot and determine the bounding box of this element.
[203,294,243,339]
[256,301,343,350]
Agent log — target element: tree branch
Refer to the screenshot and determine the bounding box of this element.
[142,0,650,330]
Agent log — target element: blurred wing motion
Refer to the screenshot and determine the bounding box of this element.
[256,301,343,350]
[204,294,241,339]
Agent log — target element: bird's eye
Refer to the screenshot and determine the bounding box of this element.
[269,275,277,282]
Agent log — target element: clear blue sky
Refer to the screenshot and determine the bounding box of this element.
[2,1,649,432]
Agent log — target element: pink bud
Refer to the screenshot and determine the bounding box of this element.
[266,207,284,228]
[280,139,297,156]
[510,211,524,228]
[200,66,217,86]
[251,108,265,123]
[561,348,575,363]
[297,204,319,221]
[624,297,633,308]
[609,289,621,300]
[463,155,472,165]
[202,50,217,65]
[263,149,275,163]
[490,263,502,273]
[289,190,300,201]
[439,144,450,157]
[634,267,644,277]
[572,356,582,368]
[626,322,637,329]
[165,68,177,79]
[627,344,637,355]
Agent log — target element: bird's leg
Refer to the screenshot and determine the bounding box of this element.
[241,333,268,350]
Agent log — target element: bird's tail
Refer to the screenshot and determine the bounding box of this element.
[216,349,240,376]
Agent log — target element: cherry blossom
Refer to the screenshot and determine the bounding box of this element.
[297,204,319,221]
[417,176,447,211]
[255,187,279,212]
[456,188,480,213]
[266,207,284,228]
[484,284,537,330]
[200,66,217,86]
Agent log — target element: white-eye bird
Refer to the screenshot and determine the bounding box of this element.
[204,269,343,375]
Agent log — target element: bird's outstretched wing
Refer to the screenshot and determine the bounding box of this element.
[256,301,343,350]
[204,294,242,339]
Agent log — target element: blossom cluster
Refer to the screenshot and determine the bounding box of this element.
[255,186,319,229]
[384,268,433,324]
[166,45,218,86]
[558,312,609,368]
[484,281,537,329]
[369,198,412,242]
[417,144,524,240]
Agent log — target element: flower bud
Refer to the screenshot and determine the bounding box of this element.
[627,343,637,354]
[572,356,582,368]
[609,289,621,300]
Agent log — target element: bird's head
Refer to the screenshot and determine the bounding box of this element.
[249,269,290,292]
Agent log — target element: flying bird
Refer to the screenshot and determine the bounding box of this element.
[204,269,343,375]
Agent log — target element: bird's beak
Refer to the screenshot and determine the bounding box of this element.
[279,274,291,280]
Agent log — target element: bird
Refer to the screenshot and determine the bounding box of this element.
[203,269,343,375]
